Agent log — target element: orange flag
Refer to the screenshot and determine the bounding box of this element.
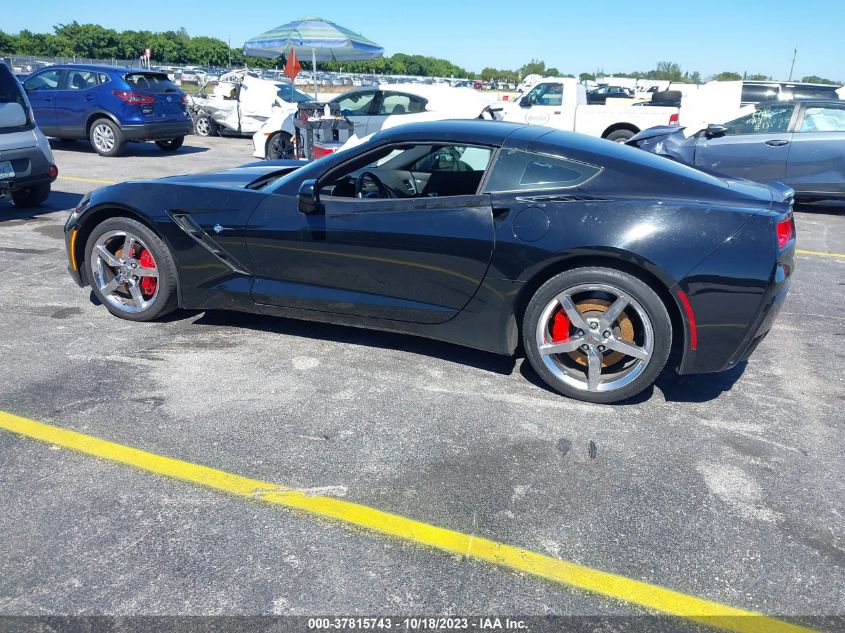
[284,48,302,81]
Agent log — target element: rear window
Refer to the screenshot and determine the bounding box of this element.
[485,150,601,192]
[0,64,32,128]
[740,83,778,104]
[124,72,181,93]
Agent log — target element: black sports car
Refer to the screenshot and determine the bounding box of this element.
[64,121,795,403]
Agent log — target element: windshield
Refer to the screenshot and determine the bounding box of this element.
[124,72,181,93]
[276,83,310,103]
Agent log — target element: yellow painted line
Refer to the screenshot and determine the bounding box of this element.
[57,175,116,185]
[0,411,814,633]
[796,248,845,259]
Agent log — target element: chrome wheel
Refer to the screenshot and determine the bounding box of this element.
[92,123,115,153]
[534,283,654,393]
[90,230,160,314]
[194,116,211,136]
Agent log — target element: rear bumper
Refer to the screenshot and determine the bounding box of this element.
[0,144,56,192]
[122,120,193,141]
[677,214,794,375]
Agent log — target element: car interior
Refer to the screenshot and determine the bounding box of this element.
[319,144,494,199]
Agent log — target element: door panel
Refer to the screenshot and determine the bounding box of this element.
[785,104,845,195]
[249,194,495,324]
[695,134,791,184]
[23,69,63,134]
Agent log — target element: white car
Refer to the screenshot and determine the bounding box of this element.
[191,73,311,137]
[252,83,494,159]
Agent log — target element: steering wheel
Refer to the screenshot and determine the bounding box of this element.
[355,171,394,199]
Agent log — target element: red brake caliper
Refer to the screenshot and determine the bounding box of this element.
[551,309,571,342]
[139,249,157,297]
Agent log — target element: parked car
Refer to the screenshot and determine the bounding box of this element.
[252,84,493,159]
[64,120,794,403]
[587,85,635,104]
[0,62,58,207]
[22,64,194,157]
[628,99,845,202]
[489,77,678,142]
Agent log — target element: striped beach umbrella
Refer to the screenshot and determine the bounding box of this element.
[243,17,384,98]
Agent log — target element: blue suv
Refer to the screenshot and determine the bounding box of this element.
[22,64,193,157]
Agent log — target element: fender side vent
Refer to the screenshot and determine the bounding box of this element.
[169,212,251,276]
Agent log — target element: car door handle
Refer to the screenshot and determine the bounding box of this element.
[492,206,510,218]
[765,139,789,147]
[553,111,561,115]
[84,95,94,101]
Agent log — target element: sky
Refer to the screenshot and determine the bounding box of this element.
[5,0,845,80]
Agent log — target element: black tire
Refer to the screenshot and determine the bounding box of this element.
[193,115,216,137]
[83,217,178,322]
[88,117,126,157]
[266,131,294,159]
[605,129,636,143]
[522,267,672,404]
[11,183,51,208]
[156,136,184,151]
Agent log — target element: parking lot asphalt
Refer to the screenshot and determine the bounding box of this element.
[0,135,842,630]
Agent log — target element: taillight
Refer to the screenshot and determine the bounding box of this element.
[48,164,58,179]
[669,113,679,126]
[181,94,190,105]
[776,214,794,248]
[113,91,155,105]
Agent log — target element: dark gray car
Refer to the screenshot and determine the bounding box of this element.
[628,100,845,202]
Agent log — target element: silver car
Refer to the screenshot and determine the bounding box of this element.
[629,99,845,202]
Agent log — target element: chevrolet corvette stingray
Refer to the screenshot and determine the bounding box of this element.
[64,121,795,403]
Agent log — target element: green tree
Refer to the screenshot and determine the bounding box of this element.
[0,30,19,53]
[519,59,546,77]
[745,73,770,80]
[801,75,838,85]
[711,71,742,81]
[652,61,683,81]
[579,72,595,81]
[688,71,702,84]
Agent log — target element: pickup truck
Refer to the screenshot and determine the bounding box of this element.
[488,77,678,142]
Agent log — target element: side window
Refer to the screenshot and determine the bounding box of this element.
[379,93,426,115]
[66,70,98,90]
[724,105,795,135]
[800,105,845,132]
[523,83,563,107]
[484,150,601,193]
[23,69,62,92]
[740,84,778,104]
[97,73,110,85]
[320,144,493,199]
[334,91,377,116]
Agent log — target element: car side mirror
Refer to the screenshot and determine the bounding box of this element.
[298,179,323,214]
[520,95,532,108]
[705,123,727,138]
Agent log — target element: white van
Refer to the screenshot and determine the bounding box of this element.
[0,61,57,207]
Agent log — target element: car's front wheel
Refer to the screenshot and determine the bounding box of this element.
[193,115,216,137]
[89,118,126,157]
[523,267,671,403]
[156,137,184,151]
[83,217,178,321]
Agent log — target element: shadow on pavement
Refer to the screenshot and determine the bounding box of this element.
[0,190,82,222]
[193,309,518,376]
[49,138,208,157]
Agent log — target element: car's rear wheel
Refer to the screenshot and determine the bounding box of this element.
[89,118,126,157]
[156,136,184,151]
[266,131,294,159]
[83,217,178,322]
[11,183,50,208]
[605,129,636,143]
[523,267,671,403]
